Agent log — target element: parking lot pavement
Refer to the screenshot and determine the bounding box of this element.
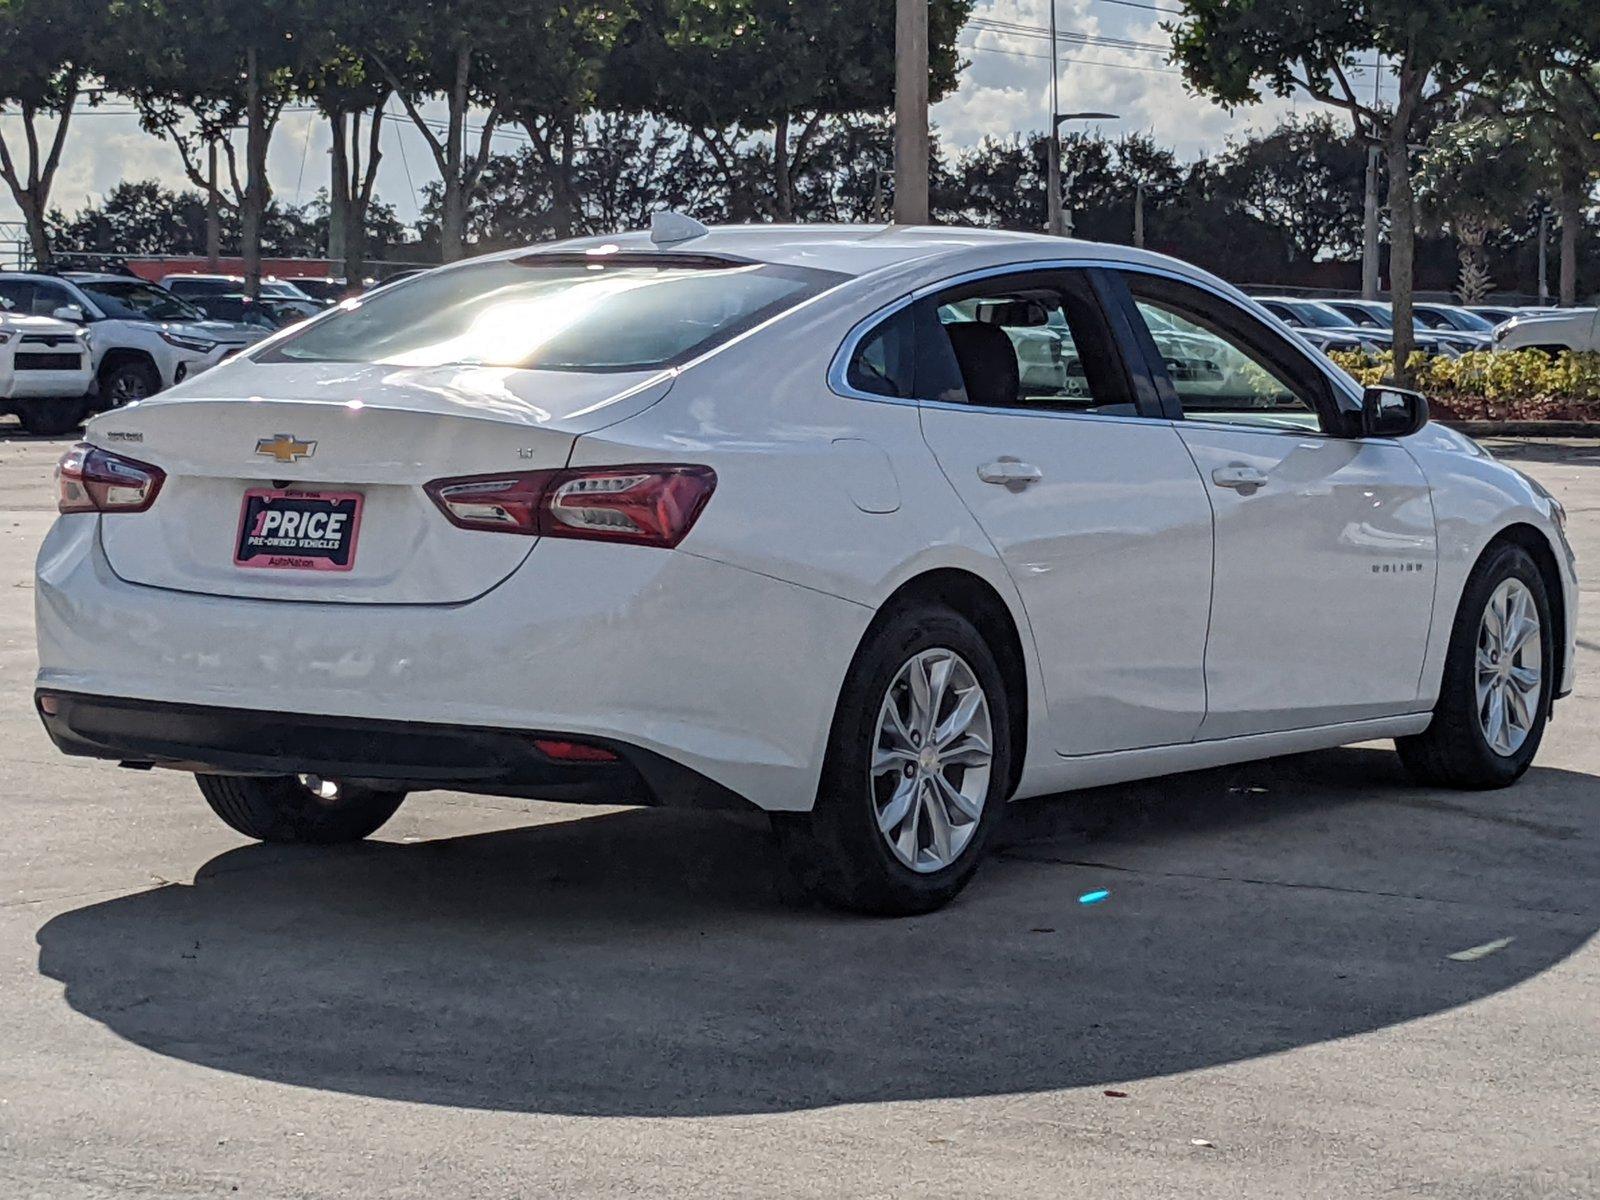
[1,428,1597,1199]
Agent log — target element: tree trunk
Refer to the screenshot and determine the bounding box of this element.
[329,113,350,276]
[558,118,575,238]
[17,194,51,268]
[438,46,471,263]
[1385,137,1417,384]
[1557,176,1579,308]
[774,111,792,221]
[205,139,222,267]
[241,47,269,301]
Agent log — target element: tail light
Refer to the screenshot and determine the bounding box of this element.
[425,464,715,549]
[56,443,166,514]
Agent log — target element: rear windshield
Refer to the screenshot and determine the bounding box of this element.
[259,256,844,372]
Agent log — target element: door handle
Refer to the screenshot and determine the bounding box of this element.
[978,459,1043,488]
[1211,465,1269,492]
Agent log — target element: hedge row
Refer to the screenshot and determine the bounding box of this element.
[1326,349,1600,422]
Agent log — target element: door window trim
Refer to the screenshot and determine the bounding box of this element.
[828,259,1365,427]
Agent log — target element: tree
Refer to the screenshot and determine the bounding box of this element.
[1513,70,1600,305]
[362,0,520,261]
[602,0,972,221]
[305,44,391,281]
[0,0,102,266]
[1416,116,1537,303]
[1170,0,1575,380]
[1216,115,1366,264]
[103,0,330,296]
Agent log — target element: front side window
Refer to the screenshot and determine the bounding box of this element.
[77,281,204,322]
[1127,277,1330,432]
[261,255,844,372]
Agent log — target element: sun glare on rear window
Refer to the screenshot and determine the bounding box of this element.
[259,257,843,373]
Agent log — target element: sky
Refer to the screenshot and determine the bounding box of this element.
[0,0,1391,244]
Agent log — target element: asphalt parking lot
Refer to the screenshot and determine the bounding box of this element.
[1,428,1596,1199]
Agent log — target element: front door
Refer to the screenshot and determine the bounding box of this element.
[1120,271,1437,739]
[907,268,1215,755]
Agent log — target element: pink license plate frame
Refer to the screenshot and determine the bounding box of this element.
[234,488,364,573]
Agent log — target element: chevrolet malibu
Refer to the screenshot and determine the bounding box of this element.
[33,219,1578,914]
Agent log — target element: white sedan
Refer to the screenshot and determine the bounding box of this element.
[33,219,1578,914]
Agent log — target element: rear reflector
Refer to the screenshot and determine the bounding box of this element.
[532,738,620,763]
[56,443,166,514]
[425,464,715,548]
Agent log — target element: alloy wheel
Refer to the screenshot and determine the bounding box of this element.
[1476,578,1542,757]
[870,647,994,873]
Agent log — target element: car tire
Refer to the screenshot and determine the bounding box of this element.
[195,774,407,844]
[13,397,87,437]
[774,604,1012,916]
[1396,542,1553,790]
[100,360,162,407]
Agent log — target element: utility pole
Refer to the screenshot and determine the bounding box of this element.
[1133,180,1145,248]
[893,0,929,224]
[1360,56,1383,299]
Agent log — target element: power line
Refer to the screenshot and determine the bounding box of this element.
[966,17,1173,57]
[959,41,1182,75]
[1090,0,1182,13]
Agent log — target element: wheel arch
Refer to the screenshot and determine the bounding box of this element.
[862,568,1031,798]
[1482,522,1568,699]
[96,347,161,384]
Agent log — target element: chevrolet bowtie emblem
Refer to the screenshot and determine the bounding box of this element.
[256,434,317,463]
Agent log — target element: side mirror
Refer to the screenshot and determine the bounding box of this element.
[1361,385,1429,438]
[53,304,86,323]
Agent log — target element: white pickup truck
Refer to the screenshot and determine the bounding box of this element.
[1493,307,1600,354]
[0,309,95,435]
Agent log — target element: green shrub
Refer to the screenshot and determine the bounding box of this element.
[1326,349,1600,421]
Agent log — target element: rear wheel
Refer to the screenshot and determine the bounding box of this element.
[1397,542,1552,789]
[776,605,1012,915]
[196,774,406,844]
[13,397,87,436]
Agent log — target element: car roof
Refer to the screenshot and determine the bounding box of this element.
[489,222,1228,286]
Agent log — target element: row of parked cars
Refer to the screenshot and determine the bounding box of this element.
[1252,293,1600,359]
[0,270,354,436]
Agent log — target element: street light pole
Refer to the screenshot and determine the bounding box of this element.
[1538,207,1550,304]
[893,0,929,224]
[1046,0,1063,236]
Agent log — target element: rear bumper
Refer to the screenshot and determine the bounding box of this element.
[35,690,750,809]
[35,515,872,812]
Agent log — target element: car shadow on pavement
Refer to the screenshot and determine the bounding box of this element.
[35,747,1599,1117]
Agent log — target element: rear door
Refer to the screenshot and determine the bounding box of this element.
[901,267,1215,755]
[1116,270,1437,739]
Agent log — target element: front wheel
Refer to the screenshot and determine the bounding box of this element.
[775,605,1012,915]
[100,360,161,407]
[1397,542,1553,789]
[196,774,407,844]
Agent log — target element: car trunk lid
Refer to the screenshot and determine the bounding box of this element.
[91,362,674,604]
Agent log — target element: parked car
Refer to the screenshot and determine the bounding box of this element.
[191,293,319,331]
[0,304,95,435]
[1492,308,1600,354]
[1468,305,1559,326]
[1319,299,1482,356]
[1410,303,1499,340]
[34,220,1577,915]
[281,277,354,304]
[0,272,268,406]
[161,273,322,307]
[1253,296,1385,356]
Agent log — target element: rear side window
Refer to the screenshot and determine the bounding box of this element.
[260,256,845,372]
[846,307,917,398]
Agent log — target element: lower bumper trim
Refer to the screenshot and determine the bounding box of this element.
[35,690,752,811]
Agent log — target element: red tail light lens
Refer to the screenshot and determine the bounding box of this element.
[56,443,166,514]
[425,464,716,549]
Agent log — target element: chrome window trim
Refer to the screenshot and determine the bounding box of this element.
[825,258,1366,421]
